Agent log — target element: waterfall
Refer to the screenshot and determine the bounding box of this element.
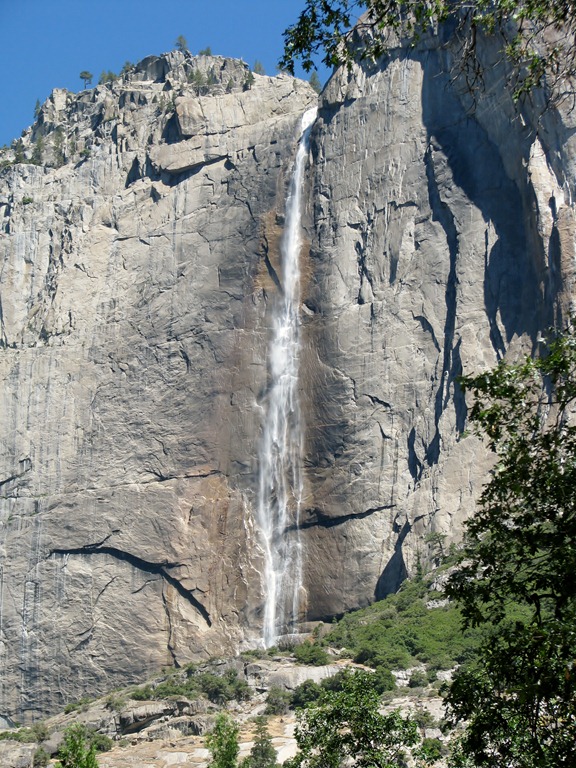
[257,107,317,647]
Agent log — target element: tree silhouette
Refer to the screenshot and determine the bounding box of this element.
[79,71,93,89]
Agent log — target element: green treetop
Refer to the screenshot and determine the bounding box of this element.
[445,323,576,767]
[79,71,93,89]
[206,713,240,768]
[287,669,419,768]
[281,0,576,97]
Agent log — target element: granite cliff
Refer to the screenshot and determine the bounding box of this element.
[0,31,575,721]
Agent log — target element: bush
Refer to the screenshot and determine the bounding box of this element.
[55,724,98,768]
[421,737,444,760]
[33,747,50,767]
[265,687,291,715]
[408,669,428,689]
[206,713,238,768]
[293,643,329,666]
[130,668,250,705]
[291,680,322,709]
[372,666,396,693]
[324,572,483,676]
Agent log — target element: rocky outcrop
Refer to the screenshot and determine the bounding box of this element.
[0,51,316,720]
[1,28,575,722]
[297,26,576,619]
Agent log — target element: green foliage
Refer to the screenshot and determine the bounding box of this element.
[88,732,113,753]
[241,717,278,768]
[31,722,49,742]
[323,574,481,674]
[308,71,322,93]
[175,35,188,52]
[55,724,99,768]
[0,727,39,743]
[120,61,134,75]
[98,71,118,85]
[243,71,255,91]
[30,136,44,165]
[79,71,93,88]
[291,680,323,709]
[287,670,419,768]
[206,713,239,768]
[199,46,213,56]
[130,667,250,705]
[34,99,41,118]
[105,692,126,711]
[265,686,292,716]
[421,737,444,761]
[189,69,208,96]
[64,696,92,715]
[13,138,25,164]
[293,642,329,666]
[408,669,428,688]
[22,196,34,205]
[253,60,266,75]
[33,747,51,767]
[444,324,576,767]
[280,0,576,98]
[53,127,65,167]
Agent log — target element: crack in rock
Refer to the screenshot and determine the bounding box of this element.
[49,545,211,626]
[296,504,395,530]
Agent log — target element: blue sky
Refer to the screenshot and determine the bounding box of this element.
[0,0,332,147]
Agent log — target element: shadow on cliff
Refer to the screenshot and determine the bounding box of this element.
[418,45,549,352]
[375,520,410,599]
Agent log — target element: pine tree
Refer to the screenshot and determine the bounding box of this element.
[31,135,44,165]
[79,71,93,89]
[206,713,239,768]
[175,35,188,52]
[241,717,278,768]
[308,72,322,94]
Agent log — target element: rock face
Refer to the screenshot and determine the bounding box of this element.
[1,31,575,721]
[0,52,316,720]
[296,28,576,620]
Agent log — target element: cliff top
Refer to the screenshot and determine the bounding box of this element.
[0,50,314,172]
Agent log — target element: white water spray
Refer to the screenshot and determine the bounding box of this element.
[257,107,317,647]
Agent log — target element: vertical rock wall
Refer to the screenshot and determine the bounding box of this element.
[0,52,316,720]
[297,31,576,619]
[1,30,575,721]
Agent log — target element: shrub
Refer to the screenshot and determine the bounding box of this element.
[206,713,238,768]
[64,696,92,715]
[421,737,444,760]
[265,687,291,715]
[408,669,428,689]
[55,724,98,768]
[293,642,329,666]
[33,746,50,767]
[372,666,396,693]
[291,680,322,709]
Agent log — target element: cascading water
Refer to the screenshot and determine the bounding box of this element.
[257,107,317,648]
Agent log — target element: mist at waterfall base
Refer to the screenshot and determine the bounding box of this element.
[256,108,318,648]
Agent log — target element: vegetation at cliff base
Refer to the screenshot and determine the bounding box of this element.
[130,666,251,704]
[441,323,576,767]
[207,713,240,768]
[320,566,482,676]
[286,670,420,768]
[282,0,576,96]
[55,724,99,768]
